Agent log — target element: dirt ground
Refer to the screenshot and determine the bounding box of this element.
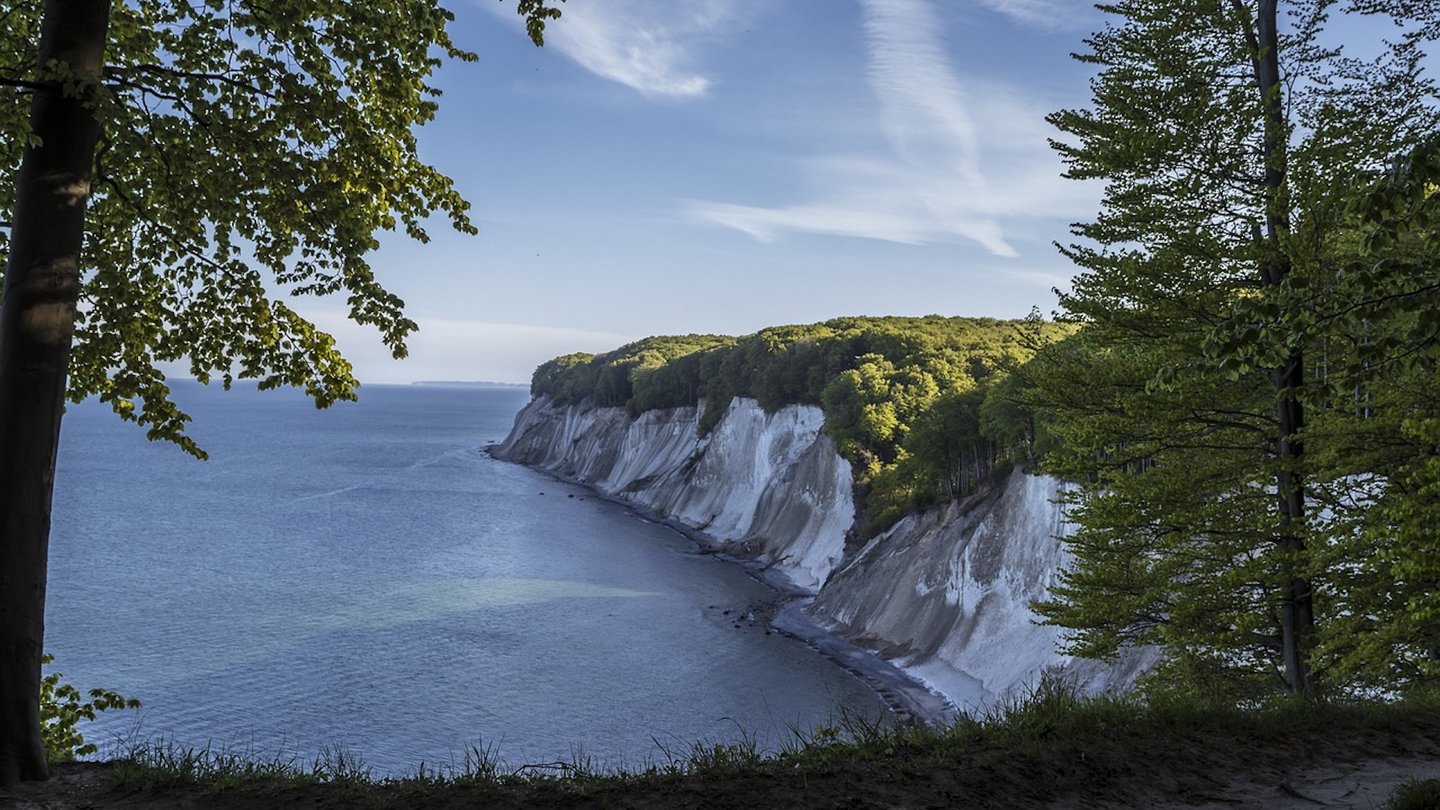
[3,724,1438,810]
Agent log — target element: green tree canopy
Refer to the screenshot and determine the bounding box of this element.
[0,0,563,783]
[1,0,558,456]
[1030,0,1440,697]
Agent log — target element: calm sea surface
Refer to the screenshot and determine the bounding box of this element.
[46,382,883,774]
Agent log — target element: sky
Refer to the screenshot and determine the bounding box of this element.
[323,0,1112,384]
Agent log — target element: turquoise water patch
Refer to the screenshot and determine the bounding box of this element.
[322,578,662,631]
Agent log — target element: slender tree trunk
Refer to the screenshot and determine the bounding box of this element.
[942,445,955,499]
[1252,0,1315,696]
[0,0,111,784]
[1273,352,1312,694]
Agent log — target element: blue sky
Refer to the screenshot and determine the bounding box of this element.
[323,0,1111,384]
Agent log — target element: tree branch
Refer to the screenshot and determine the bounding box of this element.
[104,62,276,99]
[0,76,51,92]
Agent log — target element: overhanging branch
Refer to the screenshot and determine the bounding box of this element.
[0,76,51,92]
[104,63,275,99]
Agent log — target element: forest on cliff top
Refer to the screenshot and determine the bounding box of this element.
[528,314,1066,534]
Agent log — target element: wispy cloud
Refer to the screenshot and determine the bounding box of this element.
[686,156,1014,254]
[972,0,1077,28]
[492,0,737,99]
[688,0,1094,257]
[864,0,1011,254]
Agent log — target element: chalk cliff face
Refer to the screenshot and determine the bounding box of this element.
[494,395,1150,711]
[811,471,1156,710]
[495,395,854,592]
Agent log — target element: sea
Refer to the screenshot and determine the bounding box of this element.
[44,381,885,775]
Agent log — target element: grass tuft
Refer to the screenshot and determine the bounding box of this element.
[113,741,320,789]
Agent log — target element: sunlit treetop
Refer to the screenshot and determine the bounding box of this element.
[0,0,564,457]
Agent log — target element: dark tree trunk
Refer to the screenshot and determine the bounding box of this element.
[1253,0,1315,696]
[0,0,111,784]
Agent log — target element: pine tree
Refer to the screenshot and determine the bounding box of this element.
[1033,0,1440,696]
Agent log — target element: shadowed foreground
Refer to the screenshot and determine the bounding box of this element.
[5,694,1439,809]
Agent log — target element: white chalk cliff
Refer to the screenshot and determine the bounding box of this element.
[493,395,1152,713]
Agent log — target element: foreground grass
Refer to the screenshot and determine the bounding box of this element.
[99,687,1440,808]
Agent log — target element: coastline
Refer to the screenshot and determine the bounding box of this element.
[482,442,958,728]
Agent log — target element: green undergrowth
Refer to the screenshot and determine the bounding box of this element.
[1389,778,1440,810]
[102,685,1440,804]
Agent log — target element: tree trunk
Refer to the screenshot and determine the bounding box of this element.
[0,0,111,784]
[1253,0,1315,696]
